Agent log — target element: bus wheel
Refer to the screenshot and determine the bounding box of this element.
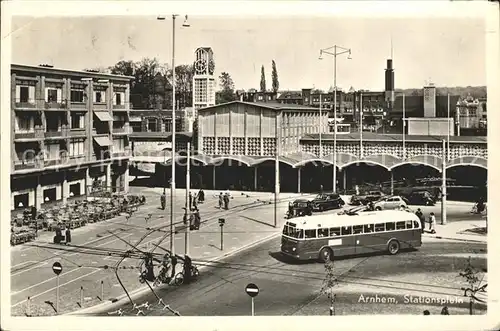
[375,206,382,211]
[319,247,333,262]
[387,240,400,255]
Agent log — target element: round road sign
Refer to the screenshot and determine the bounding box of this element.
[52,262,63,275]
[245,283,259,297]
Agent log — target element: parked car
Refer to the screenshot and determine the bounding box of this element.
[310,193,345,211]
[405,190,436,206]
[372,196,408,211]
[350,190,385,205]
[286,199,313,218]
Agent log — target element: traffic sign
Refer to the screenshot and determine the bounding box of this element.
[218,218,225,226]
[52,262,63,275]
[245,283,259,297]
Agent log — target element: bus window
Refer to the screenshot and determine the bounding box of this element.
[305,229,317,239]
[406,220,413,229]
[318,228,329,238]
[374,223,385,232]
[385,222,395,231]
[329,227,341,236]
[413,221,419,229]
[396,221,406,230]
[353,225,363,234]
[341,226,352,235]
[364,224,374,233]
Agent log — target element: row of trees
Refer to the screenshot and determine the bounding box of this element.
[260,60,280,93]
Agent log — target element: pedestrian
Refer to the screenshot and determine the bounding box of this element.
[441,306,449,315]
[198,188,205,203]
[415,208,425,233]
[218,193,223,209]
[223,193,230,210]
[193,208,201,229]
[288,202,294,218]
[429,212,436,234]
[170,254,178,281]
[160,191,166,210]
[192,193,198,210]
[65,228,72,245]
[183,254,193,283]
[188,192,193,210]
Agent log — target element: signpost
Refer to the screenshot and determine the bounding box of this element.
[245,283,259,316]
[219,218,225,250]
[52,262,63,313]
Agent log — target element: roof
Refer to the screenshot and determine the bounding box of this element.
[277,91,302,100]
[197,100,319,113]
[11,64,134,81]
[299,132,487,144]
[289,210,419,229]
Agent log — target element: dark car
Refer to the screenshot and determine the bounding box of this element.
[406,191,435,206]
[287,199,313,218]
[310,193,345,212]
[350,191,385,205]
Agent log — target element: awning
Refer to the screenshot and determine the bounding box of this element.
[94,111,113,122]
[129,116,142,122]
[93,136,112,147]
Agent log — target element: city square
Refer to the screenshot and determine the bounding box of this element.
[2,3,496,330]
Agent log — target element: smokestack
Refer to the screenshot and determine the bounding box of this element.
[385,59,395,110]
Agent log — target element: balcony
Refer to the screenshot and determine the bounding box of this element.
[93,103,108,110]
[44,101,67,110]
[112,126,132,135]
[69,155,86,164]
[13,158,42,172]
[14,100,37,110]
[69,128,87,137]
[45,130,65,139]
[14,131,36,140]
[113,104,126,110]
[70,102,87,110]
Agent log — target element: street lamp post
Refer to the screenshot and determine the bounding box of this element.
[319,45,351,193]
[157,14,190,255]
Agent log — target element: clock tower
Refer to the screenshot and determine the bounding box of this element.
[192,47,216,112]
[423,83,436,117]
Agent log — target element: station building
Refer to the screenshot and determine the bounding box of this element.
[10,64,134,210]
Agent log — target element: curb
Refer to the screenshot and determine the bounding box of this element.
[425,234,486,244]
[67,231,281,315]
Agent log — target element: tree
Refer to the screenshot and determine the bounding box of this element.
[271,60,279,93]
[216,72,237,104]
[260,65,266,92]
[108,60,135,76]
[170,64,194,109]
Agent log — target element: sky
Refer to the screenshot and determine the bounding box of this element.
[10,15,486,92]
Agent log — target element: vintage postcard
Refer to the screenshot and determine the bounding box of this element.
[1,1,498,331]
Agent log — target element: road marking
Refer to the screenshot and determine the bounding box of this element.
[11,234,134,277]
[11,260,36,269]
[11,267,90,296]
[12,269,101,307]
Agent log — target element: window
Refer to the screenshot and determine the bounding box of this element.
[364,224,374,233]
[71,113,85,129]
[385,222,395,231]
[258,95,263,101]
[47,89,58,102]
[19,86,29,102]
[396,221,406,230]
[341,226,352,235]
[69,139,85,157]
[304,229,317,239]
[14,193,29,209]
[71,90,84,102]
[115,93,122,105]
[94,91,106,103]
[147,118,157,132]
[406,221,414,229]
[46,114,61,131]
[16,114,34,132]
[69,183,82,197]
[113,138,125,152]
[353,225,363,234]
[329,227,341,236]
[374,223,385,232]
[318,228,329,238]
[45,143,60,160]
[413,221,419,229]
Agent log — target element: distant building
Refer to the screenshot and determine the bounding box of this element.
[456,94,487,132]
[236,89,278,103]
[128,109,185,133]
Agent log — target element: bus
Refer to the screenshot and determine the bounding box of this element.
[280,210,421,262]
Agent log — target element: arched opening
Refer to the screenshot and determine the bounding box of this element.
[389,164,442,197]
[342,162,390,193]
[254,160,296,193]
[299,161,338,193]
[212,159,252,191]
[447,165,487,202]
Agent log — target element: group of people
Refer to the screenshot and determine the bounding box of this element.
[218,191,231,210]
[160,189,205,211]
[53,223,72,244]
[415,208,437,234]
[143,252,196,286]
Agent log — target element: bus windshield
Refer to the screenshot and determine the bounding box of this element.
[283,225,304,239]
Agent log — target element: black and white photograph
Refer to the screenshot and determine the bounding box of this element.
[1,1,499,331]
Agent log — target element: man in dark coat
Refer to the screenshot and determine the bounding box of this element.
[218,193,223,209]
[160,191,166,210]
[65,228,72,245]
[198,189,205,203]
[415,208,425,233]
[223,193,230,210]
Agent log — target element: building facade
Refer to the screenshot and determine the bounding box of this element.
[128,109,185,133]
[456,95,487,131]
[11,64,133,210]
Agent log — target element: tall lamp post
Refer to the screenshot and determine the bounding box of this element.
[319,45,351,193]
[157,14,190,255]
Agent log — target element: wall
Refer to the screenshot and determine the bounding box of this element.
[408,117,454,136]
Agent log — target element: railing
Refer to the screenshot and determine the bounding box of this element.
[45,130,65,138]
[44,101,67,110]
[113,104,126,110]
[69,128,86,137]
[93,103,108,110]
[14,100,37,109]
[70,102,87,110]
[14,131,36,140]
[13,160,39,171]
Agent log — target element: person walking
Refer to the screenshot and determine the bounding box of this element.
[218,193,223,209]
[223,193,230,210]
[415,208,425,233]
[192,193,198,210]
[65,228,72,245]
[429,212,436,234]
[160,191,166,210]
[188,192,193,210]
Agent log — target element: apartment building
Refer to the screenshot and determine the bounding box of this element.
[10,64,134,210]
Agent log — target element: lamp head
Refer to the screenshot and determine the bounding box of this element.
[318,50,323,60]
[182,15,190,27]
[157,15,166,20]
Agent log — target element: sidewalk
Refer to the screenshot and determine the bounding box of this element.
[424,219,487,243]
